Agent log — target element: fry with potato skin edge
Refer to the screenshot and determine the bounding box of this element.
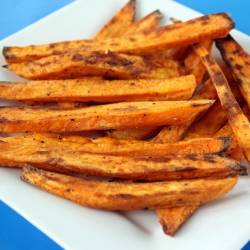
[5,51,183,81]
[20,166,239,210]
[215,34,250,109]
[3,12,235,63]
[0,133,232,158]
[0,135,247,180]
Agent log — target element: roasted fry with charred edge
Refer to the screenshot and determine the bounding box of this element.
[156,205,198,236]
[0,135,247,179]
[20,166,239,210]
[193,43,250,163]
[184,63,245,140]
[0,133,232,158]
[0,75,196,103]
[214,104,250,161]
[56,10,164,109]
[4,51,184,80]
[3,13,234,63]
[215,34,250,109]
[0,100,213,133]
[94,0,135,39]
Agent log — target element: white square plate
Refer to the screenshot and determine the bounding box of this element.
[1,0,250,249]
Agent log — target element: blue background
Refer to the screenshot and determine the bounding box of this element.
[0,1,249,249]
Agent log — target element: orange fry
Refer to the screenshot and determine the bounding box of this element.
[3,13,234,63]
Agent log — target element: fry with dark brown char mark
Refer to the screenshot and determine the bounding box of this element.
[20,166,239,210]
[3,12,234,63]
[0,133,232,158]
[215,34,250,109]
[0,135,247,179]
[5,51,183,80]
[193,43,250,163]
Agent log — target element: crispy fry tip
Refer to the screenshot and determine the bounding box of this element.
[2,46,10,56]
[218,12,235,28]
[217,136,232,152]
[152,9,163,18]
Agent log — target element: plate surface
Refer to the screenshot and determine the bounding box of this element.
[1,0,250,249]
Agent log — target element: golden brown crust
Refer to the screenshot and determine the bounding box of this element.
[20,166,239,210]
[0,100,213,133]
[3,12,234,63]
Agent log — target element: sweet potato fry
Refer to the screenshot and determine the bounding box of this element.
[20,166,239,210]
[94,0,135,39]
[1,133,231,157]
[3,13,234,63]
[193,43,250,163]
[0,75,196,103]
[156,205,199,236]
[184,63,245,140]
[0,100,213,133]
[0,133,246,179]
[5,51,184,80]
[215,34,250,109]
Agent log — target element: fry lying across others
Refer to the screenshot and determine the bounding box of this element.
[215,34,250,109]
[193,43,250,163]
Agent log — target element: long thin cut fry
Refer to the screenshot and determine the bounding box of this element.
[184,63,245,140]
[3,13,234,63]
[0,100,213,133]
[215,34,250,109]
[0,75,196,103]
[0,133,232,158]
[5,51,184,80]
[193,43,250,163]
[1,134,246,179]
[20,166,239,210]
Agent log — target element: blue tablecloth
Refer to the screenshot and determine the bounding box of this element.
[0,1,250,249]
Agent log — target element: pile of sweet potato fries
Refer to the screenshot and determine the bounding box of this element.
[1,0,250,237]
